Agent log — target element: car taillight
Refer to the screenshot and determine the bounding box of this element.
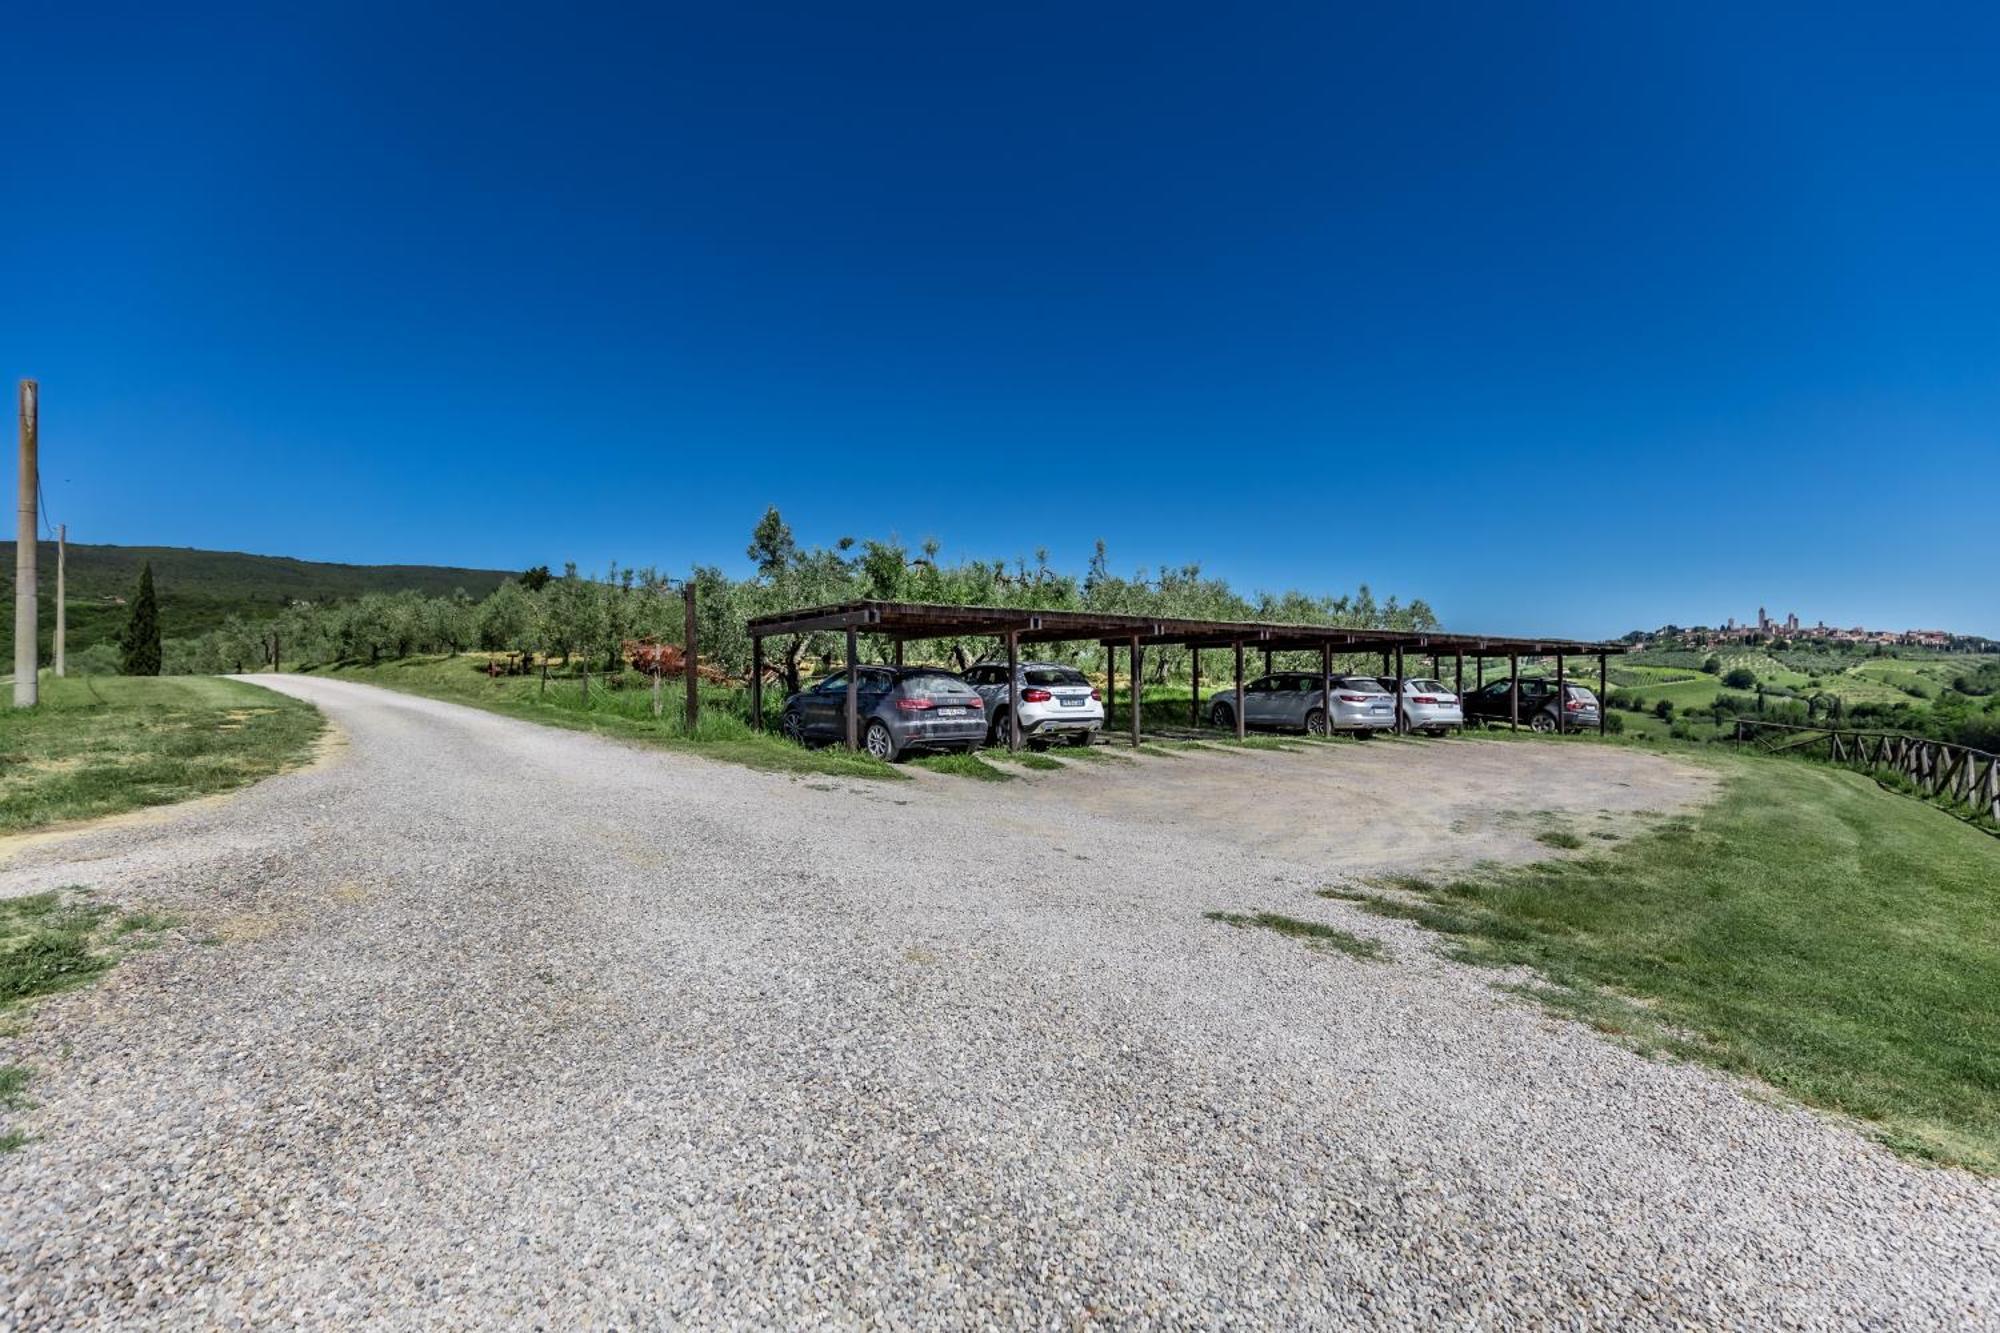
[896,698,934,711]
[1565,699,1586,710]
[1022,688,1053,703]
[1090,688,1101,701]
[1413,696,1438,704]
[1340,693,1368,703]
[967,696,984,708]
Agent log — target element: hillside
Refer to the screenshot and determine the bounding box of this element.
[0,542,518,661]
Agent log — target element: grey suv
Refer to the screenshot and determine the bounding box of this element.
[779,667,987,760]
[1462,678,1601,733]
[962,661,1104,747]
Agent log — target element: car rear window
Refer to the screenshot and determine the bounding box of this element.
[1340,677,1386,692]
[903,673,973,695]
[1024,667,1089,687]
[1410,679,1448,693]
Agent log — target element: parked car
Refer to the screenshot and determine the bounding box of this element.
[779,666,986,760]
[1206,672,1396,736]
[1461,677,1602,733]
[1371,676,1465,735]
[961,661,1104,747]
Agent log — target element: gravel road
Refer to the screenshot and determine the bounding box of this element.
[2,676,1995,1328]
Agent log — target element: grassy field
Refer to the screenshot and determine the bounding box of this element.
[1334,752,2000,1173]
[308,655,902,780]
[0,675,324,834]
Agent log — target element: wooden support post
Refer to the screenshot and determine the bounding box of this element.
[750,636,765,730]
[1233,640,1246,740]
[683,582,699,733]
[1596,652,1606,736]
[1321,643,1333,739]
[1455,653,1464,720]
[1190,648,1201,727]
[1007,630,1021,751]
[1393,646,1405,733]
[893,640,904,667]
[1262,646,1273,677]
[1556,654,1566,737]
[1106,643,1117,737]
[1509,654,1519,731]
[1130,634,1143,747]
[845,627,859,750]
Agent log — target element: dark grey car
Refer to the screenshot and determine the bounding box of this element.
[779,666,987,761]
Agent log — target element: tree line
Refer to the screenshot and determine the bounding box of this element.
[133,508,1438,686]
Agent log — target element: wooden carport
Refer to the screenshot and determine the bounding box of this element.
[744,599,1624,752]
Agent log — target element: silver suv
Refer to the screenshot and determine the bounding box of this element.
[1207,672,1396,736]
[963,661,1104,747]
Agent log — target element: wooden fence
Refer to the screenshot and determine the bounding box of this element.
[1732,717,2000,825]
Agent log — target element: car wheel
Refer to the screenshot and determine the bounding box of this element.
[864,720,898,761]
[1070,730,1094,748]
[780,712,806,745]
[1210,702,1234,729]
[1305,708,1328,736]
[988,708,1011,746]
[1530,712,1556,733]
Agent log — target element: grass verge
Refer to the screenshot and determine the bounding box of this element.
[0,675,325,834]
[910,752,1013,781]
[307,656,901,780]
[1205,910,1389,961]
[1333,752,2000,1173]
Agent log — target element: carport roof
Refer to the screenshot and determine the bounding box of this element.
[745,599,1625,657]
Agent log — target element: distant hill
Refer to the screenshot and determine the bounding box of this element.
[0,542,518,660]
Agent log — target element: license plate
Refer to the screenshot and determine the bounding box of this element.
[1059,696,1084,707]
[935,707,968,717]
[1371,704,1390,712]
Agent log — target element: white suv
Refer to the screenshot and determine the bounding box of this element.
[962,661,1104,747]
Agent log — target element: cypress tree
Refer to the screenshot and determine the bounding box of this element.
[120,562,163,676]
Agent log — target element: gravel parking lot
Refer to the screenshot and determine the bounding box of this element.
[2,676,1996,1328]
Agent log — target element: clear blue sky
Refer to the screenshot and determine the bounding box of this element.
[4,3,1995,638]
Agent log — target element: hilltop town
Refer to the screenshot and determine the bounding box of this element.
[1629,608,1992,652]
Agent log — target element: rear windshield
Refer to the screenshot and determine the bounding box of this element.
[903,673,974,696]
[1339,677,1387,692]
[1024,667,1090,687]
[1565,685,1599,702]
[1409,679,1448,693]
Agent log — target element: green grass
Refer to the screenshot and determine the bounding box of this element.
[0,888,181,1151]
[989,750,1066,771]
[0,890,115,1004]
[0,674,325,834]
[1338,753,2000,1172]
[309,655,903,781]
[1533,829,1584,849]
[1204,910,1389,961]
[910,751,1013,781]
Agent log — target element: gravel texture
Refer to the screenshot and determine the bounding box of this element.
[1,674,1995,1328]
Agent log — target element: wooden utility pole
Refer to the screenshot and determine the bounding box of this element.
[14,381,37,708]
[54,523,66,677]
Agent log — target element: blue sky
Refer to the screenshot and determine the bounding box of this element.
[4,3,1995,638]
